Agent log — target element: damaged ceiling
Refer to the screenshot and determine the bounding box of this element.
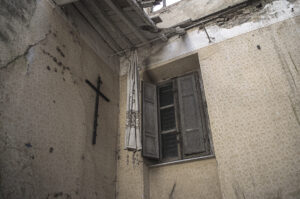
[54,0,260,56]
[55,0,166,55]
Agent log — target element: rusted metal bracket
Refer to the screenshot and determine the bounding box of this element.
[85,76,110,145]
[201,25,212,43]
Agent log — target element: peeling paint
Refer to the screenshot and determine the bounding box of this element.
[120,0,300,75]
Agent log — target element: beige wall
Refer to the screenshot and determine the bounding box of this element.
[116,76,147,199]
[117,64,222,199]
[199,16,300,199]
[117,8,300,199]
[149,159,222,199]
[0,1,119,199]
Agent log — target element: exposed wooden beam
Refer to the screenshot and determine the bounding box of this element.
[137,0,162,7]
[151,16,163,24]
[84,0,134,48]
[139,0,155,8]
[102,0,148,43]
[126,0,158,32]
[74,2,123,53]
[55,0,79,6]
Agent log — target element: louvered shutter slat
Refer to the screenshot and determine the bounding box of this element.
[177,74,206,155]
[142,82,159,159]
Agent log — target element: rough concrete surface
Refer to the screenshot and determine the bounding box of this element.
[149,158,222,199]
[0,1,119,199]
[116,75,147,199]
[199,16,300,199]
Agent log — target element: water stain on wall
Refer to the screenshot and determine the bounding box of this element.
[0,0,37,42]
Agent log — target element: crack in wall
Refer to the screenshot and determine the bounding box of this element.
[169,182,176,199]
[288,95,300,126]
[0,32,50,70]
[288,51,299,73]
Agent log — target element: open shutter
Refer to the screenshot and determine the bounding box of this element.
[142,82,159,159]
[177,74,206,155]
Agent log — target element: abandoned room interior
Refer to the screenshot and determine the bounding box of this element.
[0,0,299,198]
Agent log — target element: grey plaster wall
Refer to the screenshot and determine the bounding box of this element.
[0,1,119,199]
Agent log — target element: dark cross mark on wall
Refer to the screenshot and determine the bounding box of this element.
[85,76,110,145]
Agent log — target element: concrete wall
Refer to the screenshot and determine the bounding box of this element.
[149,159,222,199]
[118,0,300,199]
[116,75,148,199]
[0,1,119,199]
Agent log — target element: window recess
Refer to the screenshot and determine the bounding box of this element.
[158,82,180,161]
[142,72,212,163]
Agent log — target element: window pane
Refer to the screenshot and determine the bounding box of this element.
[162,133,178,159]
[159,84,173,107]
[166,0,181,6]
[153,1,163,12]
[160,107,176,131]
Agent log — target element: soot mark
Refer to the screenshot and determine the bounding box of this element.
[257,45,261,50]
[41,49,70,75]
[56,46,65,58]
[0,31,9,42]
[53,192,63,197]
[25,143,32,148]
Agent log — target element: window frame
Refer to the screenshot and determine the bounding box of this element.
[155,71,212,163]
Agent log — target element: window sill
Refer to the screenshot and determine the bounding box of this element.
[148,154,215,168]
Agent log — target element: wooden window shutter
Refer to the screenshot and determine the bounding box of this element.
[142,82,159,159]
[177,74,206,155]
